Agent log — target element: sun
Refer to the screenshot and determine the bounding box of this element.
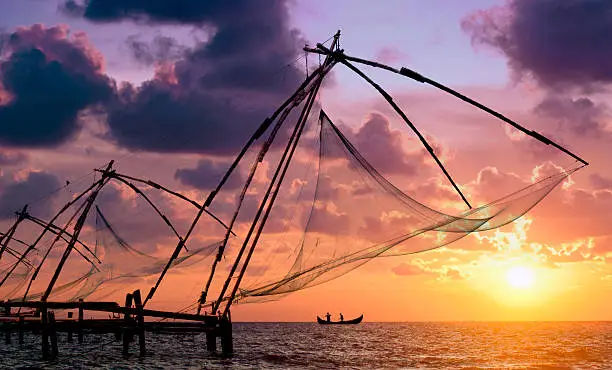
[506,266,535,289]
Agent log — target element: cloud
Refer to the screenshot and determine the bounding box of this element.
[534,95,610,137]
[0,24,114,147]
[65,0,306,155]
[391,259,469,281]
[174,158,243,190]
[590,173,612,190]
[462,0,612,90]
[0,150,27,166]
[125,35,186,66]
[93,181,196,252]
[340,112,427,176]
[438,265,470,281]
[391,262,431,276]
[374,47,408,65]
[62,0,261,25]
[0,171,60,219]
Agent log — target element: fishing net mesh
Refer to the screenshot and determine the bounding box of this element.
[235,111,579,301]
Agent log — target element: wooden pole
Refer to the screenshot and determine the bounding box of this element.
[41,305,49,360]
[305,44,589,166]
[143,63,331,307]
[18,315,24,345]
[132,290,146,357]
[0,205,27,261]
[4,320,10,345]
[67,311,73,342]
[214,65,332,315]
[122,293,133,357]
[220,316,233,356]
[217,33,340,316]
[205,327,217,352]
[77,299,84,344]
[41,162,113,302]
[0,178,103,287]
[200,106,295,314]
[48,311,58,358]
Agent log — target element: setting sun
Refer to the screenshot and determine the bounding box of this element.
[506,266,535,289]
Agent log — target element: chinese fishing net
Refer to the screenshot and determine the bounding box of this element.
[233,110,581,302]
[0,182,222,303]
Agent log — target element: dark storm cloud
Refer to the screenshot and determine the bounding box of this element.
[125,35,186,66]
[61,0,250,25]
[174,159,243,190]
[462,0,612,89]
[0,171,60,219]
[63,0,306,154]
[0,25,114,147]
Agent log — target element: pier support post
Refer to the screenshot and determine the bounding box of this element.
[220,316,233,356]
[4,322,10,345]
[132,290,146,357]
[41,306,50,360]
[67,312,73,342]
[3,302,10,345]
[122,293,133,357]
[18,316,24,344]
[77,299,84,344]
[48,311,58,358]
[205,325,217,352]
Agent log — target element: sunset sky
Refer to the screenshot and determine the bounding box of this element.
[0,0,611,322]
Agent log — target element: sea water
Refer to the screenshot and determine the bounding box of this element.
[1,322,610,369]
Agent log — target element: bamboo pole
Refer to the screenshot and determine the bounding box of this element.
[122,293,133,357]
[48,311,58,358]
[132,290,146,357]
[0,177,103,287]
[198,105,295,314]
[219,32,341,316]
[41,305,49,360]
[223,71,326,316]
[0,205,27,261]
[142,58,333,308]
[18,315,24,344]
[305,44,588,166]
[78,299,84,344]
[213,74,325,314]
[110,172,234,234]
[41,161,114,302]
[319,47,472,209]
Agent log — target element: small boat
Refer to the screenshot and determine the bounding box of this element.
[317,314,363,325]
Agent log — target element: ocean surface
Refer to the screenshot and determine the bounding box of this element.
[1,322,611,369]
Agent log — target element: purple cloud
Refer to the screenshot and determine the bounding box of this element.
[64,0,306,155]
[0,24,113,147]
[0,171,60,219]
[462,0,612,90]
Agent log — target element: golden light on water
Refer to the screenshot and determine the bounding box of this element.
[506,266,535,289]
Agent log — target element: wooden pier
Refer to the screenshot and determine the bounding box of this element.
[0,289,233,359]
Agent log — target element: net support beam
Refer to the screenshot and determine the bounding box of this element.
[311,44,471,208]
[0,172,107,288]
[141,56,336,308]
[0,205,27,262]
[304,45,588,166]
[216,32,342,316]
[41,161,114,302]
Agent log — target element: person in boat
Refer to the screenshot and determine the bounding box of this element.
[325,312,331,322]
[339,313,344,322]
